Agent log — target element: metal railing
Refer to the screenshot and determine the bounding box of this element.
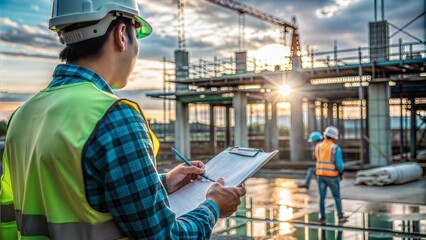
[164,40,425,82]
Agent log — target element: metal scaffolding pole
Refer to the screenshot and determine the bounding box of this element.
[358,47,365,164]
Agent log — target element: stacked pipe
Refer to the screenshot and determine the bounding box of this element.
[355,162,424,186]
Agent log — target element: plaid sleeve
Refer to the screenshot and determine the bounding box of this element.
[159,173,168,192]
[83,103,217,239]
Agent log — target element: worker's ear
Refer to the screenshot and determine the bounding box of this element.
[114,23,128,52]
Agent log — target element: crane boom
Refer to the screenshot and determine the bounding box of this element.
[204,0,302,68]
[204,0,296,30]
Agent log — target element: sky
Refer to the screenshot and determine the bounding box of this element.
[0,0,425,94]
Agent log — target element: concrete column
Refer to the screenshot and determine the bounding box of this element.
[265,101,279,152]
[328,103,334,126]
[308,101,317,133]
[233,92,248,147]
[368,82,391,165]
[225,106,232,147]
[290,96,304,162]
[320,102,325,132]
[174,49,190,157]
[264,101,271,150]
[410,101,417,159]
[235,51,247,74]
[174,50,189,91]
[336,104,344,139]
[175,101,191,158]
[209,105,217,154]
[270,102,279,152]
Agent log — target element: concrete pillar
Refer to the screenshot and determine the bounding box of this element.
[175,101,191,158]
[235,51,247,74]
[320,102,325,132]
[328,103,334,126]
[368,82,391,165]
[174,50,189,91]
[225,106,232,147]
[265,101,279,152]
[290,96,305,161]
[233,92,248,147]
[264,101,271,150]
[369,21,389,61]
[410,101,417,159]
[308,101,317,133]
[209,105,217,154]
[336,104,344,139]
[174,49,190,157]
[270,102,279,152]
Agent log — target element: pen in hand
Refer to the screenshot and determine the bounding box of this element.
[171,147,215,182]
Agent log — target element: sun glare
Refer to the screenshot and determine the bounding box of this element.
[279,84,292,97]
[253,44,291,71]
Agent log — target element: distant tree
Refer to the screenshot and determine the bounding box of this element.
[0,120,7,137]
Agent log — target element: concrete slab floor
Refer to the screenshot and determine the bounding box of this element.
[212,174,426,239]
[298,176,426,206]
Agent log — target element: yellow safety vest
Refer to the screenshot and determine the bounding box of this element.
[1,82,159,239]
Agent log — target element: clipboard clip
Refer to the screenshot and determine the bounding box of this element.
[228,146,261,157]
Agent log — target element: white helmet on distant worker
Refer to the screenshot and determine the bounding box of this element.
[49,0,152,45]
[323,126,339,140]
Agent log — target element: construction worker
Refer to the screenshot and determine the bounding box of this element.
[298,131,323,189]
[315,126,348,225]
[0,0,245,239]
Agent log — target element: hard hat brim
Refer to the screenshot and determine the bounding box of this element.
[134,15,152,39]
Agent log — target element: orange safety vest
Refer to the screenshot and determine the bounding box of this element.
[315,140,339,177]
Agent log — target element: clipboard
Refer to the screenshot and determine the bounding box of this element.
[168,147,278,217]
[228,146,261,157]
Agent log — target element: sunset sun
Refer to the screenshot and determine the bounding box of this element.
[252,44,291,71]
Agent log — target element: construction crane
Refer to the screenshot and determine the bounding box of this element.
[177,0,186,51]
[204,0,301,66]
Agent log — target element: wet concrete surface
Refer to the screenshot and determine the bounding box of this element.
[212,171,426,239]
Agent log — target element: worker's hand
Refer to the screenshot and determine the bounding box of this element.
[206,178,246,218]
[166,161,205,193]
[339,175,343,181]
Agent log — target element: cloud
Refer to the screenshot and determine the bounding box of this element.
[31,5,40,12]
[315,0,359,18]
[0,18,18,28]
[0,18,62,51]
[1,0,423,66]
[0,51,57,59]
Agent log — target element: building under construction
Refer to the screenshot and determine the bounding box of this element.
[147,0,426,169]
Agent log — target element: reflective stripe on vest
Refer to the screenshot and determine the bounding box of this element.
[15,211,124,239]
[315,140,339,177]
[1,203,15,222]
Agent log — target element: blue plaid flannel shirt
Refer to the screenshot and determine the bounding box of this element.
[49,64,219,239]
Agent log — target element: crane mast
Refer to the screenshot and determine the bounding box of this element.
[177,0,186,51]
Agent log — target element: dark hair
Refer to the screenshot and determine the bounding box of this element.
[324,136,335,140]
[59,17,134,62]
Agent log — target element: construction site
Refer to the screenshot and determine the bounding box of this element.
[145,0,426,239]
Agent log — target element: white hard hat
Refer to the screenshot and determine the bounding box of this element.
[323,126,339,140]
[49,0,152,45]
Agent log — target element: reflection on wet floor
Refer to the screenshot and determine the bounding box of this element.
[212,177,426,239]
